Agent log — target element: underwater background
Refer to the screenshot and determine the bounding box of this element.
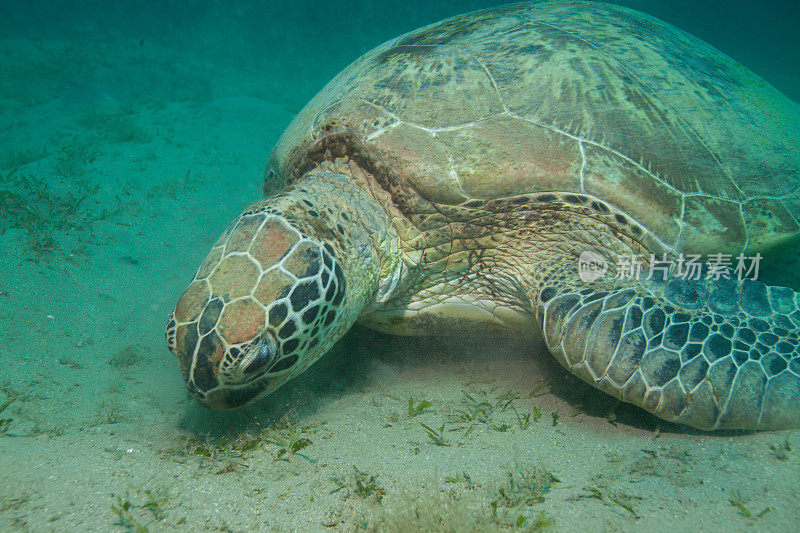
[0,0,798,531]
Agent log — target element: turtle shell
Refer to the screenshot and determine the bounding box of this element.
[267,1,800,257]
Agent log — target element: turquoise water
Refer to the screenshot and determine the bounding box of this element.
[1,1,799,531]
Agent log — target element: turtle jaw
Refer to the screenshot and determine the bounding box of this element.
[195,382,269,411]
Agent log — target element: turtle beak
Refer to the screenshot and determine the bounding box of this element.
[195,383,269,411]
[198,390,237,410]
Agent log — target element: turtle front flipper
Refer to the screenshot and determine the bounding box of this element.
[535,266,800,430]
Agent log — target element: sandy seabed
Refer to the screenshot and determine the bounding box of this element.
[0,36,799,532]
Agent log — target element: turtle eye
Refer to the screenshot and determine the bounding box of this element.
[244,335,277,374]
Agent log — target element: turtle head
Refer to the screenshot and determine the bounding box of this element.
[166,206,354,410]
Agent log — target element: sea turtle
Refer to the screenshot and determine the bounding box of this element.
[166,1,800,430]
